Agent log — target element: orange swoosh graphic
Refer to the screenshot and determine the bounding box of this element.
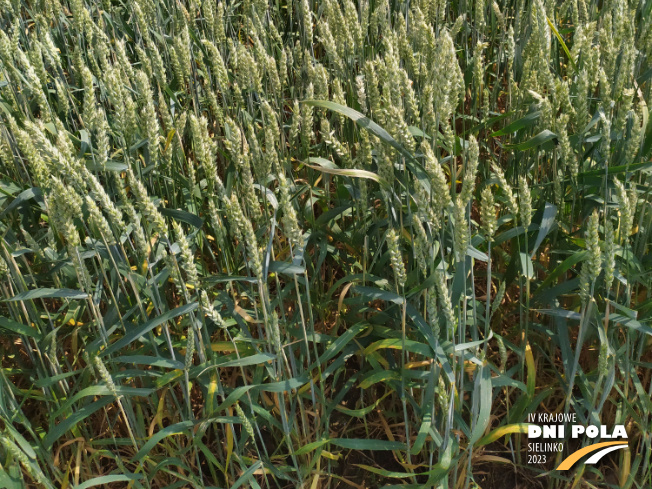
[556,441,628,470]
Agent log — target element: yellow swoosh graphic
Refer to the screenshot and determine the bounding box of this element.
[556,441,628,470]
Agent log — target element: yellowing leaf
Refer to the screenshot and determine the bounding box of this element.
[476,423,531,447]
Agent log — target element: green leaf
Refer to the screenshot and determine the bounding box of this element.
[0,187,44,217]
[4,425,38,459]
[0,316,42,339]
[34,371,79,388]
[536,308,581,320]
[113,355,185,370]
[192,353,276,378]
[257,374,309,392]
[505,130,557,150]
[319,322,368,364]
[466,245,488,262]
[454,331,493,352]
[331,438,405,451]
[0,467,22,489]
[0,179,21,199]
[44,397,114,449]
[74,474,143,489]
[364,338,432,357]
[352,286,404,304]
[607,301,637,320]
[530,203,557,257]
[159,207,204,228]
[469,364,492,445]
[577,161,652,178]
[494,225,529,245]
[231,461,263,489]
[490,111,541,137]
[268,261,306,275]
[546,17,577,72]
[293,438,330,456]
[212,352,276,369]
[520,252,535,279]
[534,251,587,296]
[100,302,198,356]
[609,314,652,336]
[356,463,450,480]
[133,420,195,461]
[85,160,128,172]
[335,391,392,418]
[53,386,154,418]
[202,275,259,284]
[359,370,402,388]
[407,126,431,139]
[5,288,88,301]
[128,138,149,152]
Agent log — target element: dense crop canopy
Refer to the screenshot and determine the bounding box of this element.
[0,0,650,487]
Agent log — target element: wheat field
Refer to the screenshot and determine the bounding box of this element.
[0,0,650,487]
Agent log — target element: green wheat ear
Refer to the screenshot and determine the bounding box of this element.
[386,228,407,289]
